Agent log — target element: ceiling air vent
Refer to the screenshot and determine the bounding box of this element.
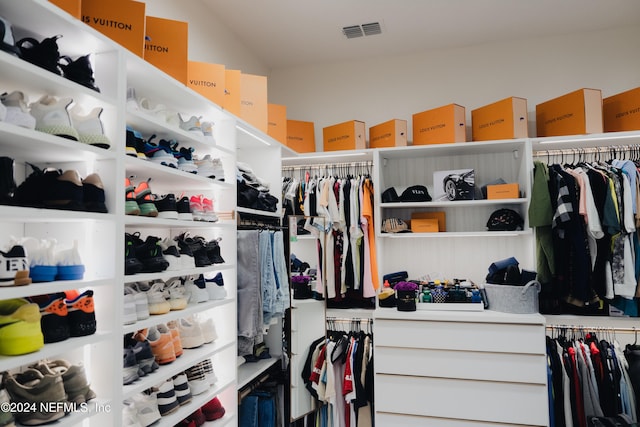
[342,22,382,39]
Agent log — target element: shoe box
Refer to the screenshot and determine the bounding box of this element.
[412,103,467,145]
[535,88,603,137]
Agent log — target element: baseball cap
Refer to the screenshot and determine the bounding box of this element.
[382,185,431,203]
[486,208,524,231]
[382,218,411,233]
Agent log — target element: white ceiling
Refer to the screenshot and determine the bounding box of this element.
[201,0,640,70]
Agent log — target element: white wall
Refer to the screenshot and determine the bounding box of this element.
[267,25,640,148]
[138,0,269,75]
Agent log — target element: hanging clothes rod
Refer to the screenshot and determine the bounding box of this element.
[282,161,373,172]
[546,324,639,333]
[533,144,640,158]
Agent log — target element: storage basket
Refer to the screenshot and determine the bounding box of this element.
[483,280,541,314]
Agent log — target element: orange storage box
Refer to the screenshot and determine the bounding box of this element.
[472,97,528,141]
[536,88,603,137]
[603,87,640,132]
[369,119,407,148]
[323,120,366,151]
[287,120,315,153]
[412,104,466,145]
[268,104,287,145]
[486,183,519,200]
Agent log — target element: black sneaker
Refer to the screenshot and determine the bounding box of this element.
[29,293,70,343]
[206,238,225,264]
[0,156,16,205]
[41,169,85,211]
[17,35,63,75]
[174,233,211,267]
[132,234,169,273]
[0,16,20,56]
[176,196,192,221]
[66,290,96,337]
[154,194,178,220]
[59,54,100,92]
[124,233,144,275]
[13,163,46,208]
[82,173,108,213]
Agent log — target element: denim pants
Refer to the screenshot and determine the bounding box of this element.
[237,230,263,356]
[259,231,277,326]
[239,390,276,427]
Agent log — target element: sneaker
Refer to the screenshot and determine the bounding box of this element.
[206,273,227,301]
[143,281,171,315]
[125,336,159,377]
[134,325,176,365]
[0,15,20,57]
[69,105,110,148]
[29,292,70,343]
[185,275,209,304]
[65,289,96,337]
[158,238,181,271]
[0,91,36,129]
[201,121,215,140]
[202,396,226,421]
[148,149,178,169]
[194,154,224,180]
[3,369,66,425]
[123,347,139,385]
[172,373,192,406]
[173,236,196,270]
[186,407,206,427]
[16,35,63,75]
[32,359,96,404]
[151,379,179,416]
[125,283,150,321]
[175,233,211,267]
[54,239,85,280]
[125,177,141,216]
[82,173,108,213]
[189,195,206,221]
[29,95,79,140]
[171,114,202,134]
[176,195,193,221]
[122,401,143,427]
[132,234,169,273]
[125,127,148,159]
[200,358,218,385]
[0,387,15,427]
[163,321,183,357]
[154,193,178,220]
[201,197,218,222]
[191,314,218,344]
[126,393,161,427]
[41,168,85,211]
[0,245,31,286]
[133,178,158,217]
[206,239,225,265]
[177,147,198,174]
[210,157,225,182]
[174,317,204,349]
[0,298,43,355]
[184,363,208,396]
[59,54,100,92]
[7,237,54,283]
[164,278,188,311]
[0,156,16,205]
[123,290,138,326]
[124,233,144,275]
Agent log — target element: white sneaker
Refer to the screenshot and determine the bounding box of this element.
[201,120,215,140]
[194,154,224,180]
[1,91,36,129]
[54,239,85,281]
[125,283,150,321]
[190,315,218,344]
[29,95,79,140]
[164,278,188,311]
[122,401,143,427]
[148,149,178,169]
[144,281,171,315]
[158,238,181,271]
[127,88,175,123]
[184,275,209,304]
[175,317,204,349]
[127,393,161,427]
[123,291,137,325]
[69,105,111,149]
[169,113,203,135]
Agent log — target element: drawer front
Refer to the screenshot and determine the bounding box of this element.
[376,374,548,426]
[375,346,547,384]
[376,318,545,354]
[376,412,542,427]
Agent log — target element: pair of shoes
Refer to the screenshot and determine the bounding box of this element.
[0,244,31,286]
[9,236,85,282]
[184,358,218,396]
[194,155,225,181]
[189,195,218,222]
[2,368,66,425]
[31,290,96,341]
[10,162,107,212]
[187,313,218,344]
[124,233,169,274]
[0,298,44,355]
[125,177,157,217]
[29,359,96,404]
[147,375,191,417]
[195,273,227,301]
[133,322,182,365]
[123,393,161,427]
[169,317,205,349]
[123,334,159,385]
[16,34,100,91]
[0,386,15,427]
[174,233,225,268]
[124,283,150,323]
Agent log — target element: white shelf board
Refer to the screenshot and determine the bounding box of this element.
[122,339,235,400]
[378,139,527,159]
[236,207,282,218]
[0,206,115,222]
[416,302,484,311]
[237,357,281,389]
[380,198,527,209]
[378,230,532,238]
[0,277,113,299]
[124,216,236,230]
[123,265,235,284]
[374,307,546,325]
[531,130,640,152]
[125,156,229,192]
[281,148,374,166]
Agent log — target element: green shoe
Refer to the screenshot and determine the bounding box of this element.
[0,299,44,356]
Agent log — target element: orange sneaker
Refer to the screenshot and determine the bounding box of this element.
[134,326,175,365]
[125,177,140,216]
[164,322,183,358]
[133,178,158,217]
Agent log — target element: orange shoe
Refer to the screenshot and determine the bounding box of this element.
[164,322,183,358]
[134,325,175,365]
[125,177,140,216]
[133,178,157,217]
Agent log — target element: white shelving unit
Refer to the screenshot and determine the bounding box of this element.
[0,1,286,425]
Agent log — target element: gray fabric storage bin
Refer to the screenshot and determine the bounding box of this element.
[483,280,541,314]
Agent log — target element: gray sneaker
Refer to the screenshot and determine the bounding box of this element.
[3,369,66,425]
[0,387,15,427]
[31,360,96,404]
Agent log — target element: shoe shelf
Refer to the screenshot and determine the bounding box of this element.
[124,156,227,191]
[51,397,112,427]
[203,412,236,427]
[122,298,235,336]
[0,278,112,300]
[0,121,116,164]
[124,216,236,230]
[123,265,235,285]
[0,331,110,373]
[122,339,235,401]
[237,357,281,389]
[236,206,282,218]
[0,205,115,222]
[152,376,235,427]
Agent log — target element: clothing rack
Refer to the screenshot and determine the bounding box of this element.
[326,316,373,334]
[533,144,640,163]
[546,323,640,336]
[282,161,373,179]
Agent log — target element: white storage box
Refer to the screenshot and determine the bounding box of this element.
[483,281,540,314]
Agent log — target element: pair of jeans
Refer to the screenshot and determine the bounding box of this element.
[239,390,276,427]
[237,230,263,356]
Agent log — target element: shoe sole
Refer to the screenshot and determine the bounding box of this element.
[123,365,139,385]
[157,211,178,220]
[169,300,187,310]
[78,133,110,149]
[0,270,32,286]
[138,203,158,217]
[148,302,171,315]
[35,124,80,141]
